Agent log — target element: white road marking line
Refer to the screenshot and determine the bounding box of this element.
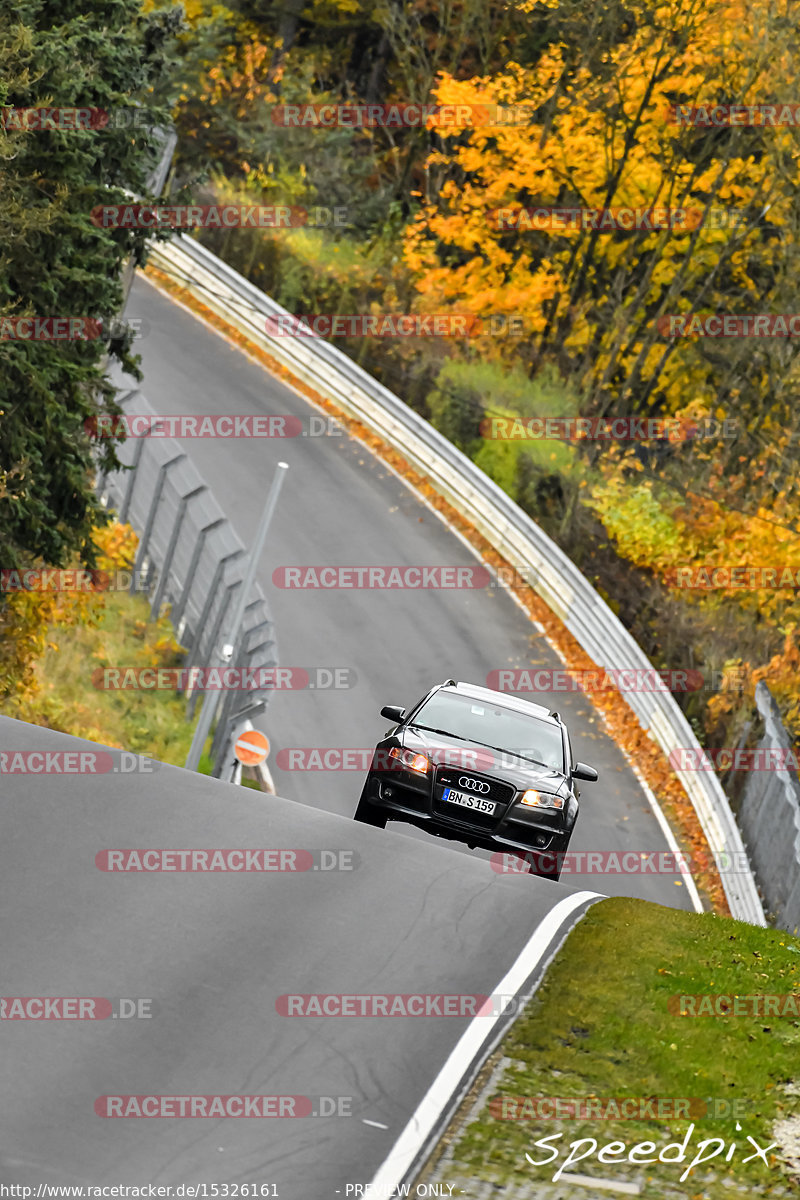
[629,768,704,914]
[368,890,601,1197]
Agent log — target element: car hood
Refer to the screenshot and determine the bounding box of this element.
[401,726,569,795]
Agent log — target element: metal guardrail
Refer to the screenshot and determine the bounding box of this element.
[739,683,800,932]
[146,234,765,925]
[98,389,278,775]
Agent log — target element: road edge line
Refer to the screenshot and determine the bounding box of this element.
[368,889,603,1195]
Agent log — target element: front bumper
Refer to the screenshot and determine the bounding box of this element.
[362,765,570,854]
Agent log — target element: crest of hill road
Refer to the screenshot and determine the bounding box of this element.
[6,0,800,904]
[2,715,799,1194]
[2,0,800,1138]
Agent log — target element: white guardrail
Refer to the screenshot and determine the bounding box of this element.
[146,234,765,926]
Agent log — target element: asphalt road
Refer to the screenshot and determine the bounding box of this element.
[0,716,597,1192]
[114,273,694,910]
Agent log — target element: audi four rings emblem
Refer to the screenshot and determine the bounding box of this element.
[459,776,490,793]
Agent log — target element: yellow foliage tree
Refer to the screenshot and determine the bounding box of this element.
[0,522,139,708]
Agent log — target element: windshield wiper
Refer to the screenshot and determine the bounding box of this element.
[474,742,560,770]
[409,725,469,739]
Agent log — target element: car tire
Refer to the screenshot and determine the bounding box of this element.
[354,784,388,828]
[526,834,570,881]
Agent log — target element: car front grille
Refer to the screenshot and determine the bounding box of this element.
[434,767,515,804]
[432,766,515,828]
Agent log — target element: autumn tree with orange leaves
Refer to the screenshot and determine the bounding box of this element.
[165,0,800,746]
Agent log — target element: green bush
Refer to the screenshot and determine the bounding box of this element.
[426,358,585,520]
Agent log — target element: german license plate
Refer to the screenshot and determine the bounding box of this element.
[442,787,497,816]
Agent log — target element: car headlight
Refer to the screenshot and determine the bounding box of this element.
[388,746,431,774]
[520,789,564,810]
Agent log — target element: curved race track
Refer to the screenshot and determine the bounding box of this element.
[0,716,597,1193]
[0,265,703,1193]
[112,272,697,912]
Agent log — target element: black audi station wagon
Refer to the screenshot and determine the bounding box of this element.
[353,679,598,879]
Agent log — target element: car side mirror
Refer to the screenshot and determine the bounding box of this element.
[573,762,598,782]
[381,705,406,723]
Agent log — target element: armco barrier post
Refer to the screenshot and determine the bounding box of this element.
[186,579,241,721]
[172,517,225,635]
[181,548,244,702]
[150,484,207,621]
[130,452,186,595]
[118,433,148,524]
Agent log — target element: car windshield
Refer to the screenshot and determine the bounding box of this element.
[410,690,565,772]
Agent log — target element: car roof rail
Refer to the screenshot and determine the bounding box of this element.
[443,678,457,686]
[550,711,560,721]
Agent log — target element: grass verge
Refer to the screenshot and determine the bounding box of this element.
[432,897,800,1198]
[1,585,213,770]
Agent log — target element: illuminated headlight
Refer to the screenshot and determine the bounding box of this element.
[520,789,564,810]
[389,746,431,774]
